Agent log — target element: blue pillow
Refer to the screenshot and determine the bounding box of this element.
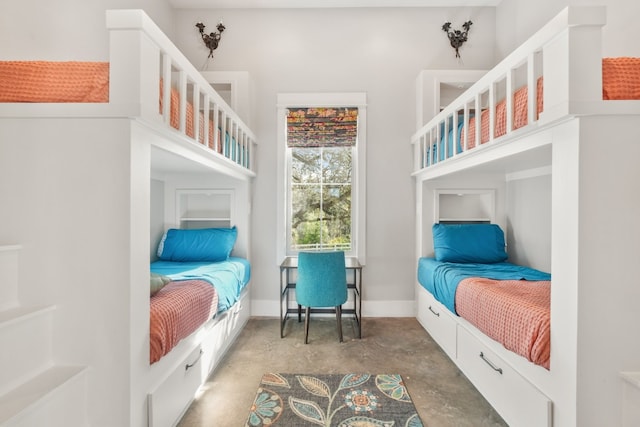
[157,226,237,262]
[432,223,507,263]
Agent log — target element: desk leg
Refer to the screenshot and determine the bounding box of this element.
[357,268,362,339]
[280,267,290,339]
[280,267,284,338]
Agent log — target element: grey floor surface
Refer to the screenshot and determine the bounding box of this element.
[177,316,508,427]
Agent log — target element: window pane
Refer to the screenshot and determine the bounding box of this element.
[323,184,351,250]
[322,147,352,183]
[292,148,320,184]
[291,184,321,250]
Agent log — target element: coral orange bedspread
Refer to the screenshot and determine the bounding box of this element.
[149,279,218,364]
[455,278,551,369]
[462,77,544,149]
[0,61,109,102]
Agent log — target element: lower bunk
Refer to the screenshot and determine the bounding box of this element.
[146,285,250,427]
[416,223,553,426]
[416,286,552,427]
[145,228,251,427]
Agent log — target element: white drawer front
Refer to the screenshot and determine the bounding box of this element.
[416,286,457,358]
[148,346,204,427]
[235,290,251,329]
[457,326,552,427]
[201,289,251,380]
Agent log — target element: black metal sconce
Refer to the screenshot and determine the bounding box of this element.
[442,20,473,59]
[195,21,226,58]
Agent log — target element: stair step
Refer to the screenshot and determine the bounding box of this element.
[0,365,87,426]
[0,306,55,397]
[0,305,55,329]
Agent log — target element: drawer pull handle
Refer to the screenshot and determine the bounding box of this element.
[185,349,204,371]
[479,352,503,374]
[428,306,440,317]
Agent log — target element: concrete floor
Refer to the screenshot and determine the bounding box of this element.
[177,316,508,427]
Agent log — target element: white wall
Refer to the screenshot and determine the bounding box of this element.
[170,6,497,316]
[0,0,175,60]
[495,0,640,59]
[506,172,552,272]
[150,179,165,260]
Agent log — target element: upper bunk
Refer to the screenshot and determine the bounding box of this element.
[0,9,257,182]
[411,6,640,183]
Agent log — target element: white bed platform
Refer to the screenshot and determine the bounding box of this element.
[146,287,250,427]
[413,6,640,427]
[0,10,255,427]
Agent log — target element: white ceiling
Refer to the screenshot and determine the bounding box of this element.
[170,0,500,8]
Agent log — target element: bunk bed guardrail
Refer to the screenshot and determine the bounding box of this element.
[107,10,257,174]
[411,6,615,175]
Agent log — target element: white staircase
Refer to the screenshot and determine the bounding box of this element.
[0,245,88,427]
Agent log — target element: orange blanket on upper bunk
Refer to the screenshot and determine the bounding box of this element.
[461,57,640,150]
[462,77,544,150]
[0,61,222,152]
[150,279,218,364]
[0,61,109,103]
[455,278,551,369]
[159,79,222,153]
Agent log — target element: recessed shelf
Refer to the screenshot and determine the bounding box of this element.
[176,189,234,229]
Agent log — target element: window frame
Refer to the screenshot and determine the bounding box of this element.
[276,93,367,263]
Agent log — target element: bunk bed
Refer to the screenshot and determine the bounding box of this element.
[418,223,552,369]
[0,9,256,427]
[149,226,251,364]
[412,6,640,427]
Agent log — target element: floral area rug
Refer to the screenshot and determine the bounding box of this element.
[245,373,424,427]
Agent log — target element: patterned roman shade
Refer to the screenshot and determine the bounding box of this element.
[287,107,358,147]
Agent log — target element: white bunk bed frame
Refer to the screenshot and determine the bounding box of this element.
[413,6,640,427]
[0,9,256,427]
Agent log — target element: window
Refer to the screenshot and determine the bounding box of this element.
[277,93,366,262]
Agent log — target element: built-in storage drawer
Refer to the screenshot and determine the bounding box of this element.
[201,289,251,378]
[148,346,204,427]
[456,326,552,427]
[233,289,251,333]
[416,285,457,358]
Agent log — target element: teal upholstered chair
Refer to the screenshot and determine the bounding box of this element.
[296,251,348,344]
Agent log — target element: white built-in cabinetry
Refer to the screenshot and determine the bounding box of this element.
[416,285,552,427]
[414,69,553,427]
[147,185,250,427]
[417,184,552,426]
[147,289,250,427]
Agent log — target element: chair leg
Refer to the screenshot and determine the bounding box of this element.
[304,307,310,344]
[336,305,343,343]
[298,304,302,322]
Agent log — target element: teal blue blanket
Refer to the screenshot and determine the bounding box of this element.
[151,257,250,313]
[417,257,551,314]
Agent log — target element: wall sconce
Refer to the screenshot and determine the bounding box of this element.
[442,21,473,59]
[195,21,226,58]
